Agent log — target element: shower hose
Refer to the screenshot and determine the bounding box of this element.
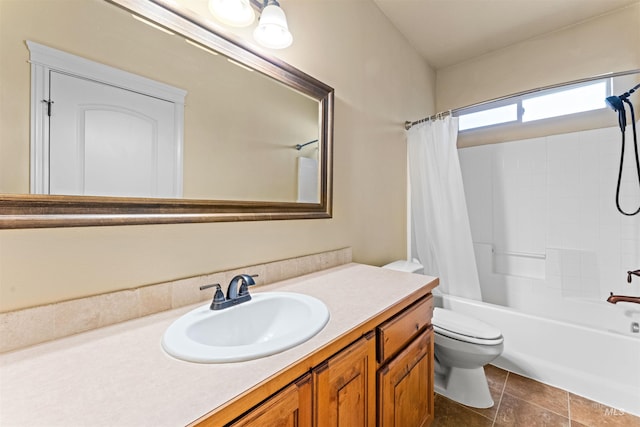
[614,87,640,216]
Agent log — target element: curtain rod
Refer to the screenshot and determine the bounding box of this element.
[295,139,318,150]
[404,68,640,131]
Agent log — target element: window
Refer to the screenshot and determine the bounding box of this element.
[522,81,607,122]
[458,104,518,131]
[456,80,610,131]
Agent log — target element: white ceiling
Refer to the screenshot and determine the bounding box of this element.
[373,0,639,69]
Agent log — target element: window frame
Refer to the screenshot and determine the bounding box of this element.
[455,78,612,133]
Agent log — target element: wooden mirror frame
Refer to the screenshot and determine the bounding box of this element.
[0,0,334,229]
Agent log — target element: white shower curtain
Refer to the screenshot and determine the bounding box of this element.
[407,116,482,300]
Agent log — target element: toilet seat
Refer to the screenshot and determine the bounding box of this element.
[433,308,503,346]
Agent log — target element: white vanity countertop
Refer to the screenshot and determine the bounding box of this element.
[0,263,437,426]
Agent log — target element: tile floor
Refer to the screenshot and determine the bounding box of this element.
[433,365,640,427]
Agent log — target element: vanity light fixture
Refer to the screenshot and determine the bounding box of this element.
[207,0,293,49]
[253,0,293,49]
[208,0,255,27]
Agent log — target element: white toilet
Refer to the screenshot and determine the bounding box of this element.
[383,260,504,408]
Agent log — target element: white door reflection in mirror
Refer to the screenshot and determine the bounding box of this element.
[48,72,180,198]
[28,41,186,199]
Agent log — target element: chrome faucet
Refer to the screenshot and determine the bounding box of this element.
[607,292,640,305]
[200,274,258,310]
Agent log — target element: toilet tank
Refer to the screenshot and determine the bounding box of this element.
[382,260,424,274]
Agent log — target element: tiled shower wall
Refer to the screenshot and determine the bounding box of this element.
[459,125,640,308]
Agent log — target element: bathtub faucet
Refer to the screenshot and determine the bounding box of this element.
[607,292,640,305]
[628,270,640,283]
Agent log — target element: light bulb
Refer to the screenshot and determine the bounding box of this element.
[253,4,293,49]
[208,0,255,28]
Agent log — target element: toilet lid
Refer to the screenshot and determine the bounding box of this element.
[433,308,503,344]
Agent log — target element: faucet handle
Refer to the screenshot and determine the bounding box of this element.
[213,285,226,304]
[200,283,225,309]
[239,283,249,296]
[628,270,640,283]
[238,274,257,296]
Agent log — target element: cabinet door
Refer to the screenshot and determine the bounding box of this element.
[378,328,434,427]
[228,374,312,427]
[314,333,376,427]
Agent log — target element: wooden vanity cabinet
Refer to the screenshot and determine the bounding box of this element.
[313,332,376,427]
[213,293,434,427]
[376,296,434,427]
[228,374,312,427]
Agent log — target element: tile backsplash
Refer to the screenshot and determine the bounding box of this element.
[0,247,352,353]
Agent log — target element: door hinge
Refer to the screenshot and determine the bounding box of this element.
[42,99,54,116]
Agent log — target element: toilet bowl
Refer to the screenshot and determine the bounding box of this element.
[382,260,504,408]
[432,307,503,408]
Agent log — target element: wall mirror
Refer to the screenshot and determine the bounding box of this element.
[0,0,333,228]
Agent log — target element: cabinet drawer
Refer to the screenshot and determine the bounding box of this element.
[376,295,433,363]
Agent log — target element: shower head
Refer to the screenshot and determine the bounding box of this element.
[605,95,625,112]
[607,83,640,112]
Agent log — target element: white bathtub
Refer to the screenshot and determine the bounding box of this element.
[434,292,640,417]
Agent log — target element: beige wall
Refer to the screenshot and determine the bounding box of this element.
[0,0,435,311]
[437,3,640,113]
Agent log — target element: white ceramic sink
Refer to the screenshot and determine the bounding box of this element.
[162,292,330,363]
